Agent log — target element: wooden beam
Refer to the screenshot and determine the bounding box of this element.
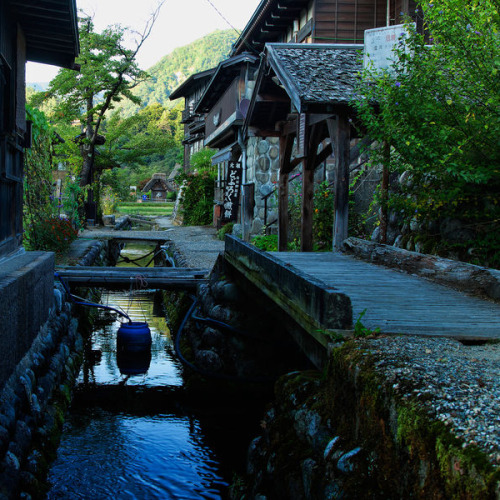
[308,113,336,127]
[282,117,298,137]
[349,135,373,163]
[301,161,314,251]
[278,134,294,251]
[256,94,290,103]
[332,113,351,250]
[315,143,333,168]
[56,266,208,290]
[301,123,326,252]
[252,129,281,138]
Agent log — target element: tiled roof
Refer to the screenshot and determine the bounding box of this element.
[266,44,363,112]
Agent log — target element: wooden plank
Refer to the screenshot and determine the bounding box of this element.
[56,266,208,290]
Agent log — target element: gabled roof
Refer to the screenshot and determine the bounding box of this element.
[231,0,310,56]
[266,43,363,113]
[9,0,79,69]
[194,52,259,114]
[169,68,216,101]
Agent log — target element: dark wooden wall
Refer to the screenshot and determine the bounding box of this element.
[0,5,25,258]
[205,78,239,140]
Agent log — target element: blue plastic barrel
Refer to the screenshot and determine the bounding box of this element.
[117,321,152,352]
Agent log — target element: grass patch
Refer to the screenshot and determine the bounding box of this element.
[116,202,174,216]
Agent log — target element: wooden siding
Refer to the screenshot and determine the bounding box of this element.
[205,78,239,140]
[0,10,23,258]
[312,0,417,45]
[313,0,388,44]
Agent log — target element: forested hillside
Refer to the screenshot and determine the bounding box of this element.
[120,29,238,115]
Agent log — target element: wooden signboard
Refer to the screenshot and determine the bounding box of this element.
[223,161,243,222]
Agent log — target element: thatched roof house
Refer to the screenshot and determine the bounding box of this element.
[142,173,170,201]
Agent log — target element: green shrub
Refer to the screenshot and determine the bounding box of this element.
[217,222,234,241]
[251,234,279,251]
[177,149,217,226]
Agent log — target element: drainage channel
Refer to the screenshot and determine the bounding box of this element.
[46,242,268,499]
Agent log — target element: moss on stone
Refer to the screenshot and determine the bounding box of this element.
[247,340,499,498]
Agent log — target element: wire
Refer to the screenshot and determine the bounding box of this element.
[203,0,241,35]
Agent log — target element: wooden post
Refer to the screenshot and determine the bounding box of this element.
[301,160,314,251]
[278,170,289,251]
[301,122,324,252]
[333,112,350,250]
[278,134,293,252]
[379,142,390,244]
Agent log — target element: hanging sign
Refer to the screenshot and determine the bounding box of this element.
[223,161,242,222]
[363,24,415,74]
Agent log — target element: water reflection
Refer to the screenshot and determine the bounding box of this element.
[78,290,182,388]
[48,290,236,499]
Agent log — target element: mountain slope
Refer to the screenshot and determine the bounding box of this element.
[120,29,238,115]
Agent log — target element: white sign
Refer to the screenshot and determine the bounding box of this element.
[363,24,414,73]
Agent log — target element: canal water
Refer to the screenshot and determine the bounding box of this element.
[46,243,270,499]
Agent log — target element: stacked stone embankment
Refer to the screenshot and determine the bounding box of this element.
[0,239,107,499]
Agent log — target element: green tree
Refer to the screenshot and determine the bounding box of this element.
[355,0,500,266]
[100,103,181,169]
[119,29,238,116]
[36,5,164,189]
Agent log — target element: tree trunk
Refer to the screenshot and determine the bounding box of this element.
[79,94,95,187]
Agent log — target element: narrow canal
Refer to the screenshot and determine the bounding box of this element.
[46,243,271,499]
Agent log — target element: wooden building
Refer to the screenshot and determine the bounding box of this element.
[193,53,259,228]
[245,43,364,250]
[231,0,418,55]
[0,0,78,392]
[169,68,215,172]
[173,0,418,244]
[1,0,79,259]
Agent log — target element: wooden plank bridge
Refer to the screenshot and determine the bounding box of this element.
[224,236,500,367]
[56,266,209,290]
[272,252,500,339]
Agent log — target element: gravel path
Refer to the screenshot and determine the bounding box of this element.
[155,218,224,270]
[357,335,500,467]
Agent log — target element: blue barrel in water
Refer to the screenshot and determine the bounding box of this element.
[117,321,152,352]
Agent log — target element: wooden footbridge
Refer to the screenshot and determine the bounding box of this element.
[224,236,500,367]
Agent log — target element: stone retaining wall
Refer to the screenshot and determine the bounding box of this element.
[0,252,54,390]
[237,340,499,499]
[0,239,107,499]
